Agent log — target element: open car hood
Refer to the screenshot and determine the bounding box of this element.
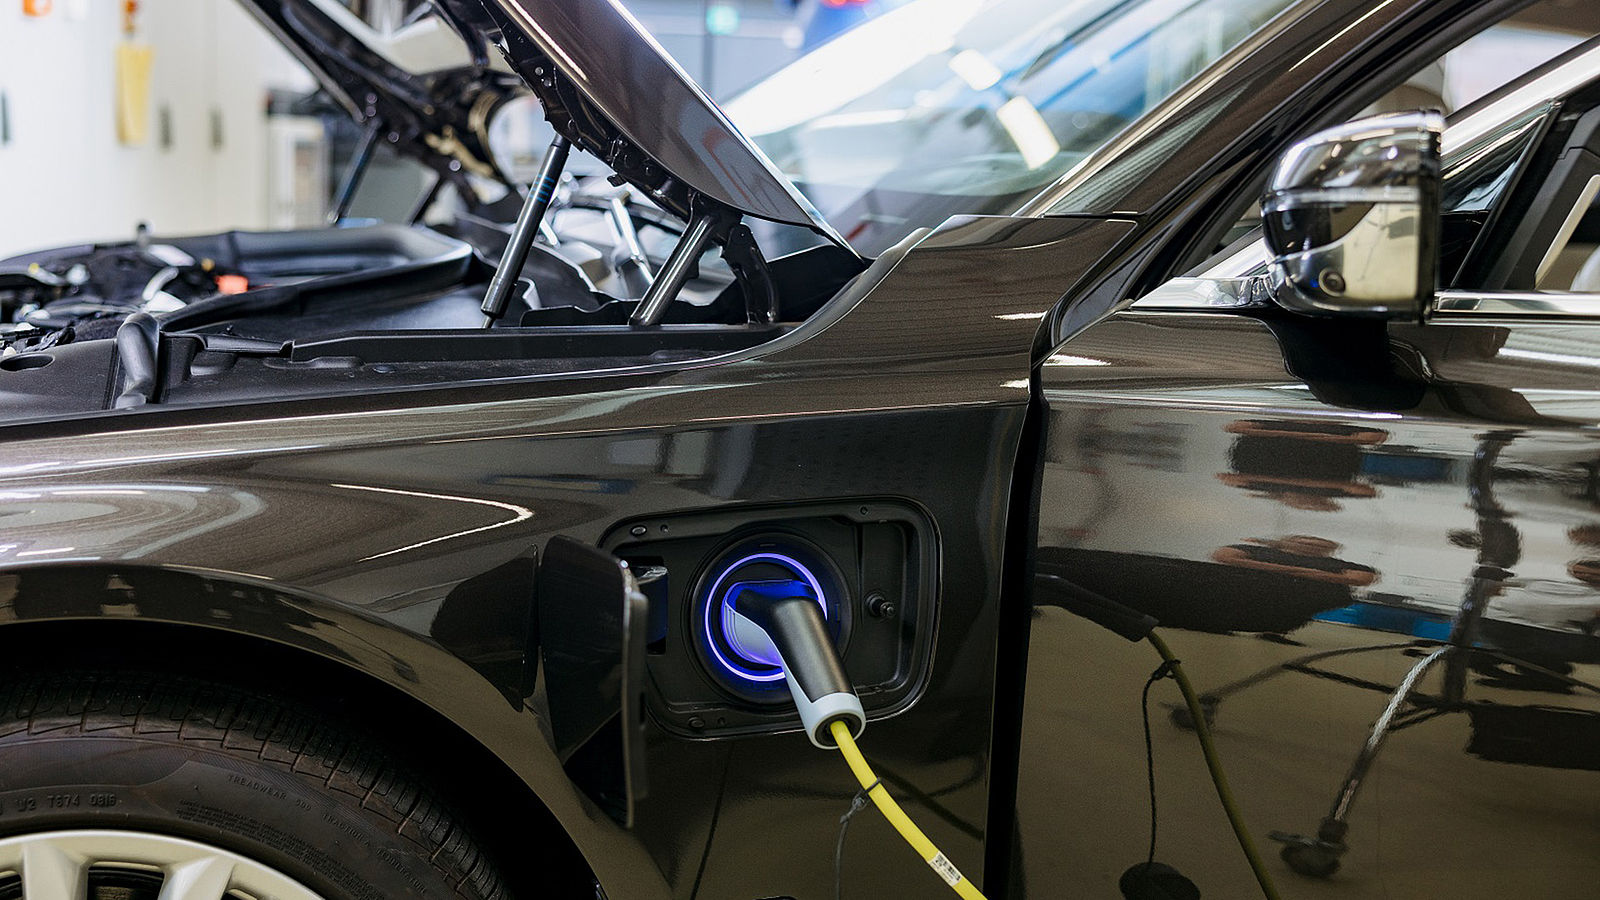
[439,0,855,253]
[235,0,528,198]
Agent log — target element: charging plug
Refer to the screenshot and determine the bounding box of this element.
[729,583,985,899]
[727,580,865,748]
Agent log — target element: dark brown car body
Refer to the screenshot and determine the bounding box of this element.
[0,0,1596,898]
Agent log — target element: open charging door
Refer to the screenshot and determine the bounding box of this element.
[536,536,650,827]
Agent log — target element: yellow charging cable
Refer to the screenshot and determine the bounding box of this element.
[829,720,989,900]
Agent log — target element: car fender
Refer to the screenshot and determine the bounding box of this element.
[0,560,674,900]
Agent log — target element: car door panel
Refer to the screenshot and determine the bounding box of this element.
[1022,307,1600,898]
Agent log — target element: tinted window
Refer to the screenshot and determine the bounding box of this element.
[727,0,1299,254]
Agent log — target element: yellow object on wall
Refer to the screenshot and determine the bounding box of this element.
[115,42,153,146]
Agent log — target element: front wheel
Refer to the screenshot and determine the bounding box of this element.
[0,669,510,899]
[0,828,326,899]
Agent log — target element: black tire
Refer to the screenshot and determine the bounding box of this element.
[0,669,510,900]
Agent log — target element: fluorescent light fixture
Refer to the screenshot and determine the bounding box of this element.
[811,109,912,129]
[996,96,1060,169]
[948,49,1003,90]
[724,0,983,136]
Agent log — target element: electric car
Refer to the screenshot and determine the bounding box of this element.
[0,0,1598,898]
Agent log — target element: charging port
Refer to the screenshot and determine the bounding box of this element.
[601,500,935,741]
[695,537,847,703]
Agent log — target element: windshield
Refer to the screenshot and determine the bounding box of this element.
[726,0,1298,255]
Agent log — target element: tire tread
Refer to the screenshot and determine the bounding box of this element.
[0,669,506,899]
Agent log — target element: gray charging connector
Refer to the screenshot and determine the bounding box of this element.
[726,580,865,748]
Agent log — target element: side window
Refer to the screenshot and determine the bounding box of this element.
[1538,183,1600,291]
[1197,0,1599,269]
[1448,77,1600,292]
[1494,110,1600,293]
[1436,104,1553,287]
[1367,13,1592,118]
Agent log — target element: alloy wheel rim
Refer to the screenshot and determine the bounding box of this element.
[0,829,323,900]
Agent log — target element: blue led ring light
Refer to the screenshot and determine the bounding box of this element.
[705,552,828,683]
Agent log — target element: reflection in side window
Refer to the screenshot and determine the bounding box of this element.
[727,0,1299,254]
[1208,2,1597,271]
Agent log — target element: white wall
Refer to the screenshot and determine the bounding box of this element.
[0,0,802,260]
[0,2,311,258]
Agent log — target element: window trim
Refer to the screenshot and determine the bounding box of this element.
[1432,289,1600,320]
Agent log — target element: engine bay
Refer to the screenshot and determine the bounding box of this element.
[0,0,874,425]
[0,195,862,422]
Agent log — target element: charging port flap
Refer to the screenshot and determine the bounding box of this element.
[536,536,650,827]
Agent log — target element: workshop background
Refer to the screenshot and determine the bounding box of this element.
[0,0,852,258]
[0,0,1584,260]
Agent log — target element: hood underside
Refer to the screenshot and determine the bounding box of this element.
[236,0,852,251]
[441,0,853,252]
[236,0,532,198]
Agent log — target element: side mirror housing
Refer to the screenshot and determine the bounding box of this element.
[1261,110,1443,318]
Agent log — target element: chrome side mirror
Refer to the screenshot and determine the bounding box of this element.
[1261,110,1443,318]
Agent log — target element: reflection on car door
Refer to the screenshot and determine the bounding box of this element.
[1018,59,1600,900]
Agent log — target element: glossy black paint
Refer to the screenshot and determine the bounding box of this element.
[1026,309,1600,898]
[0,215,1129,898]
[535,535,649,827]
[5,0,1593,897]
